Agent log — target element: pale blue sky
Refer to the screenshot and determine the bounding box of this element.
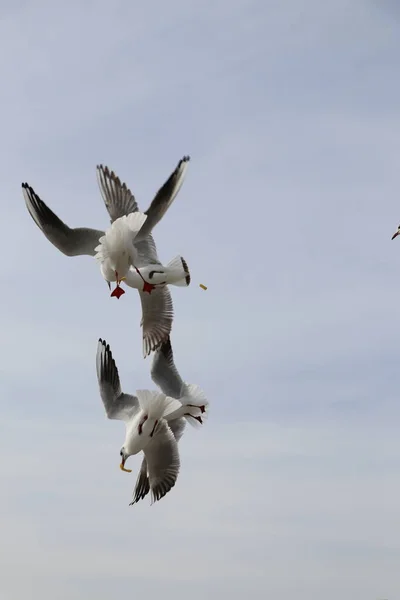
[1,1,400,598]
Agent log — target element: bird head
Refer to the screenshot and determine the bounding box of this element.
[119,448,132,473]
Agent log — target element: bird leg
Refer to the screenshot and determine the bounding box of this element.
[133,266,156,295]
[111,271,126,299]
[185,413,203,425]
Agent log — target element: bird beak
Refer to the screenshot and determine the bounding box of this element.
[392,231,400,240]
[119,457,132,473]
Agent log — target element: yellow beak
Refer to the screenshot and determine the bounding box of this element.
[119,459,132,473]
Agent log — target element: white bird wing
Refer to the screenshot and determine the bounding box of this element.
[139,287,174,358]
[136,155,190,241]
[22,183,104,257]
[130,456,150,504]
[134,234,159,264]
[96,165,139,223]
[150,336,185,398]
[96,165,160,264]
[96,339,139,422]
[130,420,180,505]
[130,416,185,505]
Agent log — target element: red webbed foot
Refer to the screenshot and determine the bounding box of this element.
[111,285,125,299]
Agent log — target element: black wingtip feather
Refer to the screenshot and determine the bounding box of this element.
[151,477,177,505]
[159,336,174,364]
[181,257,191,286]
[129,472,151,506]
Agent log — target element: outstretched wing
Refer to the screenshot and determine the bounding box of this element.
[95,165,162,264]
[129,417,185,505]
[137,155,190,241]
[130,458,150,505]
[22,183,104,257]
[151,336,185,398]
[96,339,139,422]
[139,287,174,358]
[96,165,139,223]
[144,420,180,504]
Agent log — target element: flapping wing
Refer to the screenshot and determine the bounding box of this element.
[129,416,185,506]
[151,337,185,398]
[134,233,160,265]
[144,420,180,504]
[130,457,151,505]
[168,417,186,442]
[96,339,139,422]
[139,287,174,358]
[22,183,104,257]
[136,155,190,241]
[96,165,139,223]
[96,165,161,265]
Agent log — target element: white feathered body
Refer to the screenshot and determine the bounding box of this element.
[124,255,191,290]
[94,212,147,281]
[123,390,182,457]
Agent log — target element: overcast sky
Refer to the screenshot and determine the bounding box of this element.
[1,0,400,598]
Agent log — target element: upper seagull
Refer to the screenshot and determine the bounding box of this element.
[96,337,208,504]
[94,211,191,299]
[22,156,190,357]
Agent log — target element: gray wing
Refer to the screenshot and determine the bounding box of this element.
[22,183,104,257]
[96,165,139,223]
[144,420,180,504]
[169,417,186,442]
[130,457,150,505]
[151,336,185,398]
[133,228,174,358]
[134,233,160,265]
[96,164,163,266]
[95,164,163,265]
[139,287,174,358]
[129,416,185,505]
[136,155,190,241]
[96,338,139,422]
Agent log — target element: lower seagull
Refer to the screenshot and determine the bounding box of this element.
[96,338,208,504]
[131,334,208,504]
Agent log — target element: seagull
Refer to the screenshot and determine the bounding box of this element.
[96,338,208,504]
[94,211,191,299]
[392,224,400,240]
[131,335,208,505]
[22,155,190,356]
